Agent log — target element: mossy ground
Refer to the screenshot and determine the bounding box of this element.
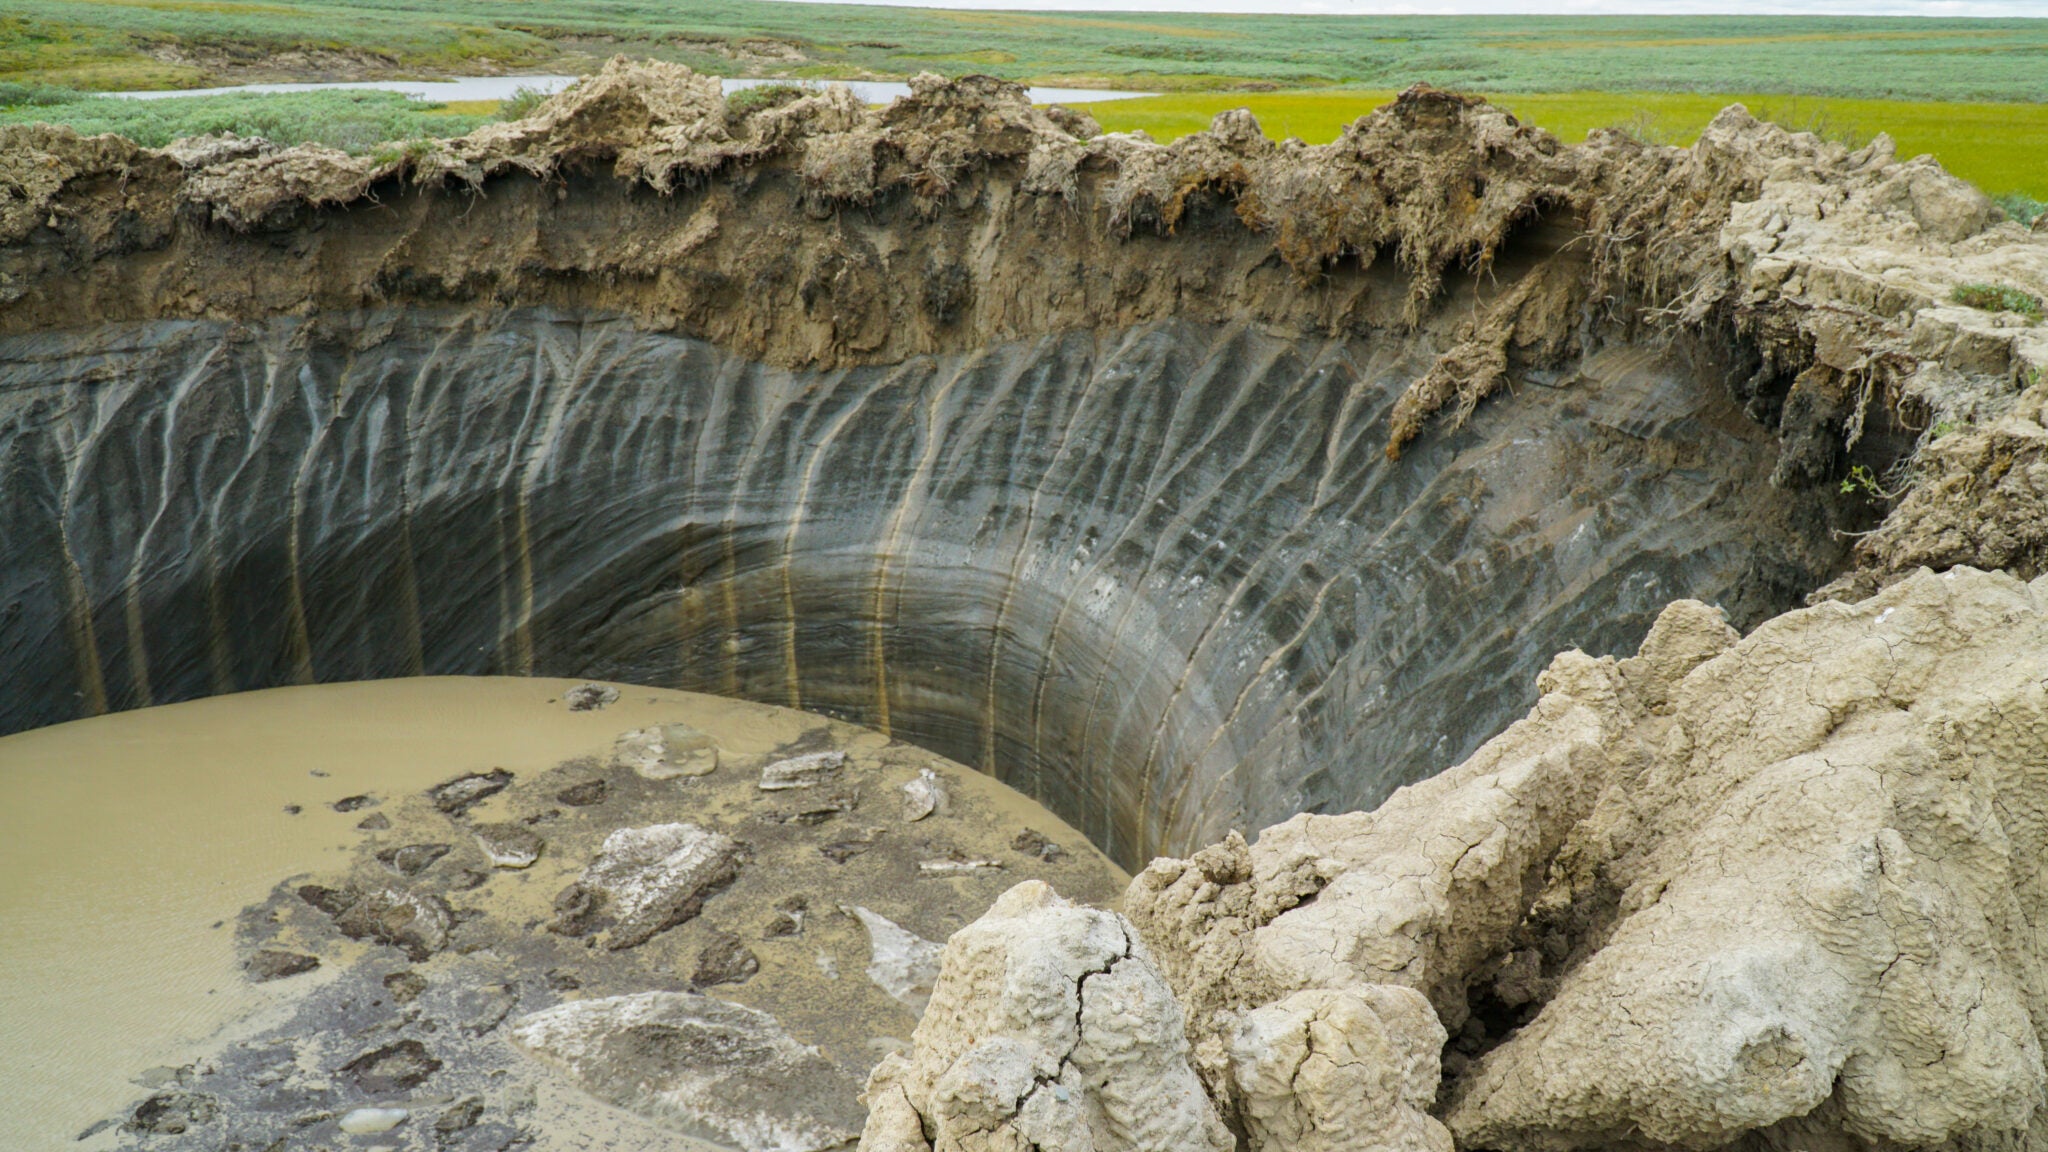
[0,85,491,151]
[7,4,2048,102]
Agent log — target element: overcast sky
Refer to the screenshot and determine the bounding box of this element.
[781,0,2046,15]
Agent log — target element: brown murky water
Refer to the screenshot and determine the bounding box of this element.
[0,677,1119,1148]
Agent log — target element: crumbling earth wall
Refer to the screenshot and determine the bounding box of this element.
[7,58,2043,463]
[908,568,2048,1152]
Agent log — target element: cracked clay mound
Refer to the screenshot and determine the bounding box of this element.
[1098,566,2048,1152]
[879,567,2048,1152]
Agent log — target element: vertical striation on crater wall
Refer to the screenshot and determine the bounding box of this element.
[0,308,1830,866]
[8,60,2042,876]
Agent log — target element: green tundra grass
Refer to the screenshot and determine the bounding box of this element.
[5,3,2048,103]
[0,85,491,151]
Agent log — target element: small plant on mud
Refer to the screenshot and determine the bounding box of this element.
[1995,192,2045,228]
[1611,109,1680,147]
[725,82,810,121]
[1840,463,1907,501]
[367,137,436,167]
[497,85,551,122]
[1950,282,2044,320]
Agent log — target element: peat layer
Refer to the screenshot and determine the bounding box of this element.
[4,62,2044,868]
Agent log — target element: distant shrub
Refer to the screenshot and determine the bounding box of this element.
[0,81,80,109]
[1751,97,1873,150]
[1950,282,2044,320]
[496,84,551,122]
[1611,109,1680,147]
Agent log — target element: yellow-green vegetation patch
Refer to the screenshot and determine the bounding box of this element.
[5,0,550,91]
[1073,90,1394,143]
[1076,90,2048,200]
[89,0,309,15]
[3,57,207,92]
[1042,71,1316,95]
[888,48,1017,66]
[0,14,153,83]
[1489,92,2048,200]
[924,10,1248,41]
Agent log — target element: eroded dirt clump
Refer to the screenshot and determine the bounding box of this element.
[861,881,1235,1152]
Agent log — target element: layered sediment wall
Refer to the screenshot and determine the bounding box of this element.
[0,308,1822,865]
[3,62,2043,870]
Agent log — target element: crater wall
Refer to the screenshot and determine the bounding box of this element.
[0,306,1832,864]
[25,63,2023,867]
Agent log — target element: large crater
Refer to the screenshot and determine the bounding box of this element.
[0,305,1839,866]
[0,70,1867,866]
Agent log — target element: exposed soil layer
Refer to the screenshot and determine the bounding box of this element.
[0,310,1843,867]
[3,62,2046,869]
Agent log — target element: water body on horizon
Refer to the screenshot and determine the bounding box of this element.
[97,75,1155,105]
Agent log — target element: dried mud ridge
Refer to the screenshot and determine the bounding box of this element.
[11,60,2048,1152]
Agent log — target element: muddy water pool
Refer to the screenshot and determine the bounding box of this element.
[0,677,1118,1148]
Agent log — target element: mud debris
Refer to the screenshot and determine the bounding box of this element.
[690,930,761,988]
[563,683,619,712]
[760,750,847,791]
[900,768,944,821]
[613,721,718,778]
[551,822,743,950]
[103,697,1122,1152]
[339,1039,442,1094]
[428,769,514,817]
[243,949,319,983]
[554,778,609,807]
[471,822,544,869]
